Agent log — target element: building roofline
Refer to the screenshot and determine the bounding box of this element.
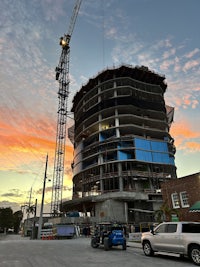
[72,64,167,112]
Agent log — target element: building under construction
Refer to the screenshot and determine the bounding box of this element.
[62,64,177,224]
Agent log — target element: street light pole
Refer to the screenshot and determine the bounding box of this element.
[37,154,48,239]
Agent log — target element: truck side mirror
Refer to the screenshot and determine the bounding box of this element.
[150,229,155,235]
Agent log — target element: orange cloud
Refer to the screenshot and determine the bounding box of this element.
[184,142,200,152]
[171,121,198,139]
[0,111,73,173]
[171,120,200,152]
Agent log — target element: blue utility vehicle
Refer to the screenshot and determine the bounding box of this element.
[91,222,126,251]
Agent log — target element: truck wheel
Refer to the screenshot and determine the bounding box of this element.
[104,237,109,251]
[189,245,200,266]
[91,237,99,248]
[143,241,154,256]
[122,240,127,250]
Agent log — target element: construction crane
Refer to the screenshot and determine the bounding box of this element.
[50,0,82,216]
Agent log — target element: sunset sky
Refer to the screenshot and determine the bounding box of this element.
[0,0,200,215]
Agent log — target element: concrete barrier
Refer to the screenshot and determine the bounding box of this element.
[128,232,142,242]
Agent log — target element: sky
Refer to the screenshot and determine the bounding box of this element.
[0,0,200,215]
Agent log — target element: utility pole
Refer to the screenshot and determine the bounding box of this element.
[27,187,32,220]
[31,199,37,239]
[37,154,48,239]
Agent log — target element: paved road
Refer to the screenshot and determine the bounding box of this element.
[0,234,194,267]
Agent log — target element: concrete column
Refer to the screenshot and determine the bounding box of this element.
[100,165,104,193]
[148,165,153,190]
[83,203,87,217]
[124,202,128,224]
[118,162,123,191]
[98,113,102,143]
[98,86,101,103]
[115,108,120,138]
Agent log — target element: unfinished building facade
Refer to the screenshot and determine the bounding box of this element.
[63,65,177,224]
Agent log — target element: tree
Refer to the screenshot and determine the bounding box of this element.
[13,210,23,233]
[154,202,179,223]
[0,207,14,231]
[26,205,36,215]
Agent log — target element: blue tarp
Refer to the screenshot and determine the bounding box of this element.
[134,138,174,165]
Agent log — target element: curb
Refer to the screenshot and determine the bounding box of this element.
[127,241,142,249]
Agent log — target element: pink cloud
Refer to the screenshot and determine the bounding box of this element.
[163,48,176,59]
[160,59,174,70]
[185,48,199,59]
[174,56,181,72]
[182,95,199,109]
[194,86,200,92]
[183,59,199,72]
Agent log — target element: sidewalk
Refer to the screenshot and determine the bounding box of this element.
[0,233,30,241]
[127,240,142,249]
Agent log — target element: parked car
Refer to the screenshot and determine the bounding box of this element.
[141,221,200,266]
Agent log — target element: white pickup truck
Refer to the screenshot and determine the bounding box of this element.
[141,222,200,266]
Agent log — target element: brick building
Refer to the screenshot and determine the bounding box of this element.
[161,172,200,221]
